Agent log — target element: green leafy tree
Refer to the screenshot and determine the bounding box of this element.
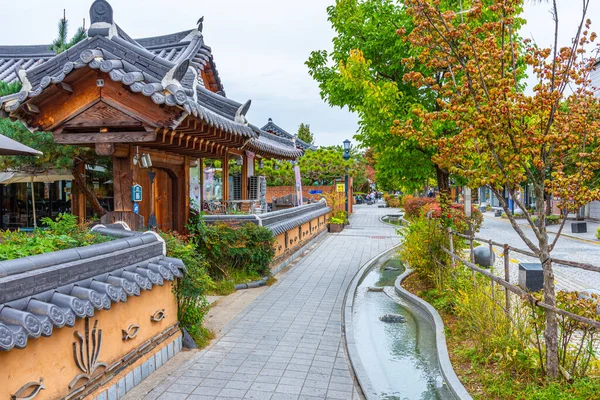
[296,123,314,145]
[258,147,368,189]
[306,0,440,195]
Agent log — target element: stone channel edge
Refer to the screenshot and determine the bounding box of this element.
[342,239,473,400]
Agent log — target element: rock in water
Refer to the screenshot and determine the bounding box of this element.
[367,287,384,292]
[379,313,406,323]
[384,267,399,271]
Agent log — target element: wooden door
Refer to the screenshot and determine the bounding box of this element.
[153,168,175,232]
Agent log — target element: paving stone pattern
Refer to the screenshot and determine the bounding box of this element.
[144,204,399,400]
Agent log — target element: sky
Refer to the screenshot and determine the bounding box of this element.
[1,1,599,147]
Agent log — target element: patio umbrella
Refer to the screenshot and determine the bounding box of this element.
[0,133,42,156]
[0,170,73,228]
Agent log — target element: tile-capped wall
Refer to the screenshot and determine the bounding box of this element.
[94,335,183,400]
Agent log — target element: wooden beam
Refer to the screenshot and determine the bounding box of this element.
[113,144,130,158]
[95,142,115,156]
[53,131,157,144]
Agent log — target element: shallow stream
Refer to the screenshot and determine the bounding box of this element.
[352,256,455,399]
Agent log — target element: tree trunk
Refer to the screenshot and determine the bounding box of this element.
[542,254,559,378]
[71,161,107,217]
[536,186,559,378]
[435,165,450,207]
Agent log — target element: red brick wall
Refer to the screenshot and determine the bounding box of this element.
[266,185,334,203]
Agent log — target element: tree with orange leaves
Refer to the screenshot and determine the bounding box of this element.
[396,0,600,378]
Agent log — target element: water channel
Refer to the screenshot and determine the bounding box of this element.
[351,255,455,400]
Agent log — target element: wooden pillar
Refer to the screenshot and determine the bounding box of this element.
[241,154,249,201]
[72,160,86,224]
[199,158,204,208]
[222,154,229,201]
[113,148,133,212]
[184,156,191,230]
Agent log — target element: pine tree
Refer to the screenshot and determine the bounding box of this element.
[296,123,314,145]
[50,10,87,54]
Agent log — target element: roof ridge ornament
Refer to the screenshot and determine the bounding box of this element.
[162,59,190,88]
[88,0,118,38]
[15,66,32,94]
[235,100,251,125]
[90,0,113,24]
[197,16,204,32]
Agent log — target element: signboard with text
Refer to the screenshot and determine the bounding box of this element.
[131,184,142,202]
[336,183,345,193]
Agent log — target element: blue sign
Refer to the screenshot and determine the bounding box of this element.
[131,184,142,202]
[133,203,140,214]
[308,190,323,195]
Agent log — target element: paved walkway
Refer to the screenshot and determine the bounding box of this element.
[144,205,400,400]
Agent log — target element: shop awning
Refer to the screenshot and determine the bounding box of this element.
[0,133,42,156]
[0,169,72,184]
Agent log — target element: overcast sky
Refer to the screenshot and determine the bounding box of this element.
[1,1,599,147]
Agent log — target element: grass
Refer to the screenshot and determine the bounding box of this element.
[402,273,600,399]
[207,270,268,296]
[188,325,215,349]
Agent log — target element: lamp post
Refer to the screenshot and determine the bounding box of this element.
[343,139,351,215]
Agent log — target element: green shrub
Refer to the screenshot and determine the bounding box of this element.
[330,217,344,225]
[399,216,466,288]
[188,216,276,279]
[596,226,600,240]
[160,232,213,346]
[547,214,560,222]
[0,214,110,260]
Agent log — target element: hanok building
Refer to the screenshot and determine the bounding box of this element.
[0,0,303,232]
[261,118,317,151]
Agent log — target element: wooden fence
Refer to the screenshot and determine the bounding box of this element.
[446,229,600,330]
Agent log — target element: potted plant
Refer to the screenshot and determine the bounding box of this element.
[328,216,345,233]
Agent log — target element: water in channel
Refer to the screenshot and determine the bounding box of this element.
[352,256,455,400]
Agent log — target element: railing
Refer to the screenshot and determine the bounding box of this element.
[446,229,600,329]
[202,199,261,215]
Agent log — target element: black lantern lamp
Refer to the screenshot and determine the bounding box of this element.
[343,139,351,161]
[343,139,351,214]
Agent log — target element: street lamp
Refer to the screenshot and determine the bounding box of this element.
[343,139,351,214]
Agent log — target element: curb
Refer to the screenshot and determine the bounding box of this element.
[394,270,473,400]
[234,277,269,291]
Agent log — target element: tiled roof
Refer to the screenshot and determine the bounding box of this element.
[244,125,303,160]
[0,224,186,351]
[0,5,257,140]
[202,202,331,236]
[0,0,301,161]
[260,118,317,151]
[0,31,225,94]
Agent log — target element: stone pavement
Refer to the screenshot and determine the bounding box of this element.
[140,204,400,400]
